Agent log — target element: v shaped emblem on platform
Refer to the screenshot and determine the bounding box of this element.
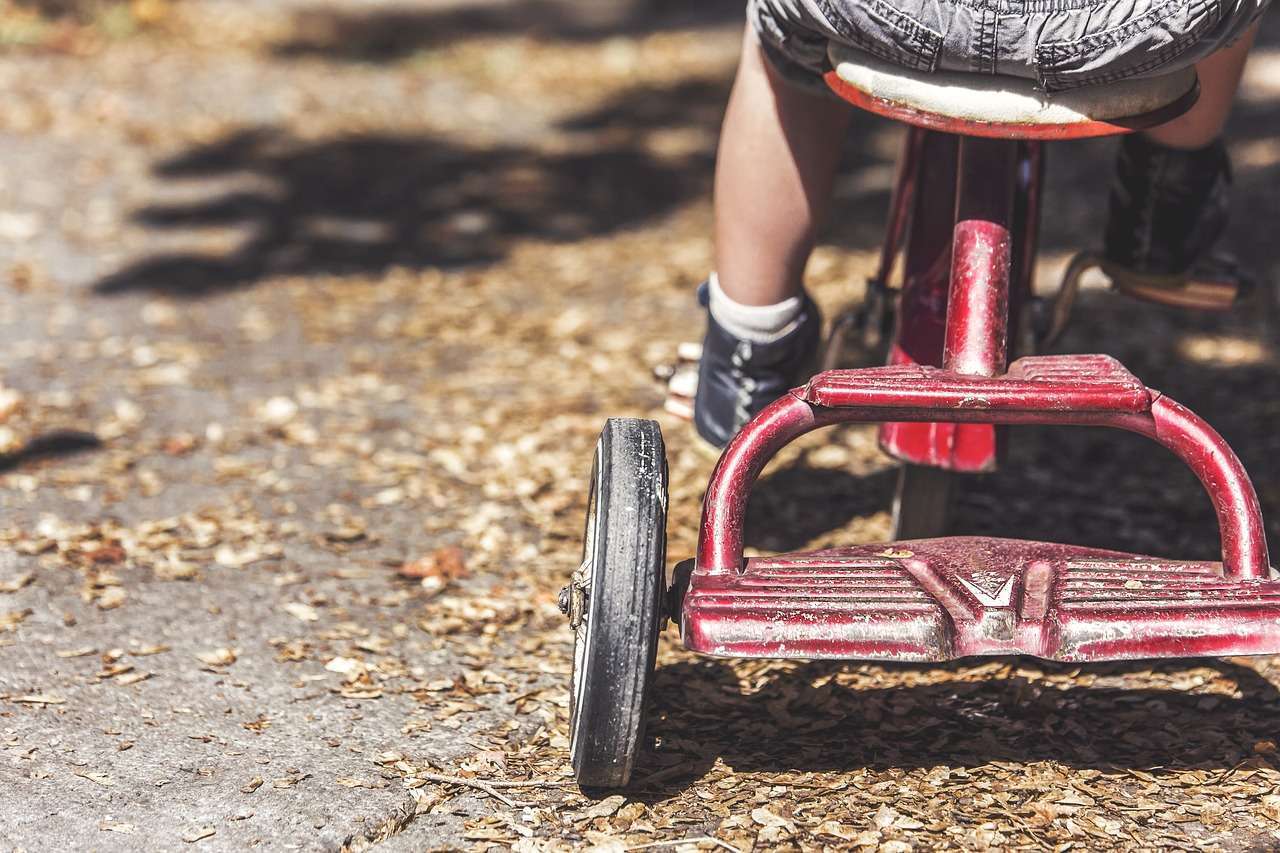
[958,572,1015,607]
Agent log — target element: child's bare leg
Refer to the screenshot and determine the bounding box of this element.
[713,29,852,307]
[1145,24,1258,149]
[692,29,850,448]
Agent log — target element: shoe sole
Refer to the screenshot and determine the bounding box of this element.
[1102,260,1242,312]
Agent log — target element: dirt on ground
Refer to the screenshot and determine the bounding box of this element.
[1,1,1280,850]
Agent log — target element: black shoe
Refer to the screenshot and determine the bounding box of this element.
[1104,133,1231,276]
[1100,135,1249,310]
[692,283,821,450]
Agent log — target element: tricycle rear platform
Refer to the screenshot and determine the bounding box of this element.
[681,537,1280,663]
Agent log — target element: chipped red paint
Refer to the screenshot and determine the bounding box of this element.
[682,538,1280,661]
[1124,395,1270,581]
[804,355,1148,412]
[821,70,1202,141]
[944,138,1014,377]
[880,346,999,472]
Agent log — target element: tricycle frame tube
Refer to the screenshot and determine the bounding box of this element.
[696,391,1269,580]
[894,131,957,369]
[943,137,1017,377]
[879,133,1042,472]
[873,126,927,285]
[1008,141,1044,353]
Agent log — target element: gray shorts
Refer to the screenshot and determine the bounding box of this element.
[750,0,1268,93]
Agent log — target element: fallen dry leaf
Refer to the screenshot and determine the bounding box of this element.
[0,609,31,631]
[0,385,23,421]
[195,648,237,667]
[115,671,152,686]
[258,396,298,426]
[398,546,468,595]
[96,588,127,610]
[283,602,319,622]
[325,656,365,677]
[73,770,113,787]
[181,826,215,843]
[0,572,33,593]
[153,556,197,581]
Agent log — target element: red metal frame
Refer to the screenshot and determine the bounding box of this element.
[678,77,1274,666]
[879,131,1035,472]
[869,124,925,287]
[682,538,1280,662]
[943,137,1015,377]
[694,365,1269,580]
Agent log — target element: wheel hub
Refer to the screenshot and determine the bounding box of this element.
[558,561,589,629]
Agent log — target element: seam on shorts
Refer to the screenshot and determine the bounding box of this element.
[1038,0,1203,56]
[817,0,943,70]
[988,10,998,72]
[1040,42,1193,89]
[975,7,998,73]
[946,0,1122,13]
[1035,0,1221,90]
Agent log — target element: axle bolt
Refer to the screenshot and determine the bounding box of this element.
[559,578,587,628]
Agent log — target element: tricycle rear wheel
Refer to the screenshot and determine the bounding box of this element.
[567,418,667,789]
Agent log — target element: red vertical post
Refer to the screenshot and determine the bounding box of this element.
[873,126,927,285]
[895,131,958,368]
[943,138,1018,377]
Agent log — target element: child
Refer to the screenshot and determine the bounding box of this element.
[693,0,1267,449]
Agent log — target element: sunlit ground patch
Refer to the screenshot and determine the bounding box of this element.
[1176,333,1271,367]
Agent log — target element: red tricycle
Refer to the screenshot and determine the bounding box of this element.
[561,46,1274,789]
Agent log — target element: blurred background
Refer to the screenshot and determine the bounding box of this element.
[0,1,1278,849]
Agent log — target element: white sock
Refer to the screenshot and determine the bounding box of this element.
[707,273,804,344]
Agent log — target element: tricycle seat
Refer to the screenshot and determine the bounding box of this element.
[825,45,1198,140]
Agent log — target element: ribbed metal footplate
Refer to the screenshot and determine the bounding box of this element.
[681,537,1280,662]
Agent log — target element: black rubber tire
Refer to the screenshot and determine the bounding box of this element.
[891,463,953,540]
[569,418,667,789]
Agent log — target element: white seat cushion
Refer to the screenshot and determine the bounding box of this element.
[828,44,1197,127]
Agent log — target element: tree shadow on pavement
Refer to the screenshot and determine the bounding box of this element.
[91,75,904,297]
[272,0,746,63]
[636,656,1280,791]
[92,79,729,296]
[0,429,102,473]
[12,0,111,19]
